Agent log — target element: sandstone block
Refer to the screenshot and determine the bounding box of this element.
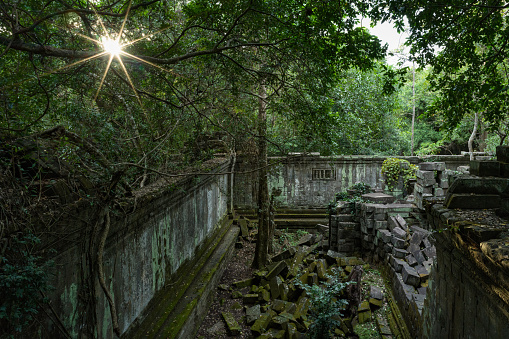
[392,226,407,239]
[402,264,421,287]
[419,162,445,171]
[246,305,261,325]
[416,170,436,180]
[469,160,500,177]
[393,247,408,259]
[496,145,509,163]
[243,294,259,304]
[251,313,272,335]
[222,312,241,335]
[266,261,288,280]
[272,247,296,262]
[445,194,501,209]
[405,254,418,266]
[391,235,406,249]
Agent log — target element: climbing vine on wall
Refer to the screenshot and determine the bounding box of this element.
[381,158,418,191]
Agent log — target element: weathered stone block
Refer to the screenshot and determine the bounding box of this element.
[405,254,418,266]
[392,226,407,239]
[246,305,261,325]
[393,247,408,259]
[357,301,372,324]
[401,263,421,287]
[419,162,446,171]
[415,183,433,195]
[222,312,241,335]
[413,250,426,265]
[415,264,430,280]
[391,235,406,249]
[362,192,397,204]
[434,187,446,196]
[469,160,500,177]
[233,278,255,288]
[270,276,282,299]
[445,194,501,209]
[375,221,388,230]
[390,255,405,273]
[266,261,288,280]
[272,247,296,262]
[496,145,509,163]
[379,229,391,243]
[251,313,272,335]
[416,170,436,180]
[243,293,259,304]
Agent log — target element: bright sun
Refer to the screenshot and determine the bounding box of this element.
[101,37,122,56]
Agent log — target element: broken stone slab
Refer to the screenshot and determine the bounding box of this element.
[405,254,418,266]
[288,247,308,277]
[389,255,405,273]
[325,250,344,265]
[392,247,408,259]
[362,192,397,204]
[370,285,384,300]
[378,229,391,243]
[460,224,505,243]
[401,263,421,287]
[446,176,509,195]
[407,243,420,254]
[434,187,446,197]
[357,300,372,324]
[316,260,328,280]
[233,277,256,289]
[395,215,407,229]
[222,312,241,335]
[415,183,433,195]
[251,313,272,336]
[307,273,318,286]
[469,160,501,177]
[316,224,329,237]
[266,261,288,280]
[409,231,425,247]
[270,315,290,330]
[270,276,283,299]
[416,170,436,180]
[272,299,287,313]
[243,294,259,304]
[413,250,426,265]
[445,193,501,209]
[480,239,509,270]
[375,221,388,230]
[391,235,406,249]
[392,226,407,239]
[246,304,262,325]
[258,328,285,338]
[293,297,310,320]
[297,234,314,246]
[272,247,296,262]
[496,145,509,163]
[239,219,249,238]
[419,162,446,171]
[415,264,430,280]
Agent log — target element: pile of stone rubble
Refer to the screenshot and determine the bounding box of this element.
[220,234,391,338]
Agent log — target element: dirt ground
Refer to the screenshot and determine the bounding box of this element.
[196,236,256,338]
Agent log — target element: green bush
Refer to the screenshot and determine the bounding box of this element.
[295,268,353,338]
[0,233,53,334]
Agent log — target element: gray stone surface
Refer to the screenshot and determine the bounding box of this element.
[419,162,446,171]
[402,263,421,287]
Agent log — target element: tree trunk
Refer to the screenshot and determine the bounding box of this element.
[469,112,479,161]
[253,83,269,269]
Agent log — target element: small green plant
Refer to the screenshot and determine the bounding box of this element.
[350,182,372,195]
[295,268,353,338]
[381,158,418,191]
[0,233,54,334]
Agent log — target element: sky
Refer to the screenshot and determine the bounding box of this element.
[359,18,412,67]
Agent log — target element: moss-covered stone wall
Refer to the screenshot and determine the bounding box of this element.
[45,160,231,338]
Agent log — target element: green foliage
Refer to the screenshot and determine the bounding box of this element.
[277,229,309,251]
[0,233,53,334]
[295,268,352,339]
[381,158,417,191]
[350,182,372,196]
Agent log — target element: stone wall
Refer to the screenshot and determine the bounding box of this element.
[234,155,471,210]
[422,204,509,339]
[43,160,231,338]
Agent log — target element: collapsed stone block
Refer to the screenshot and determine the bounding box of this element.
[469,160,501,177]
[402,263,421,287]
[419,162,446,171]
[391,235,406,249]
[416,170,436,180]
[246,305,261,325]
[405,254,418,266]
[272,247,296,262]
[393,247,408,259]
[222,312,241,335]
[392,226,407,239]
[251,313,272,335]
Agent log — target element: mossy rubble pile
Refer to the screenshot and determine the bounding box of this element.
[220,233,392,338]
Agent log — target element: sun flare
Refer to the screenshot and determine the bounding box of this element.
[101,37,122,56]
